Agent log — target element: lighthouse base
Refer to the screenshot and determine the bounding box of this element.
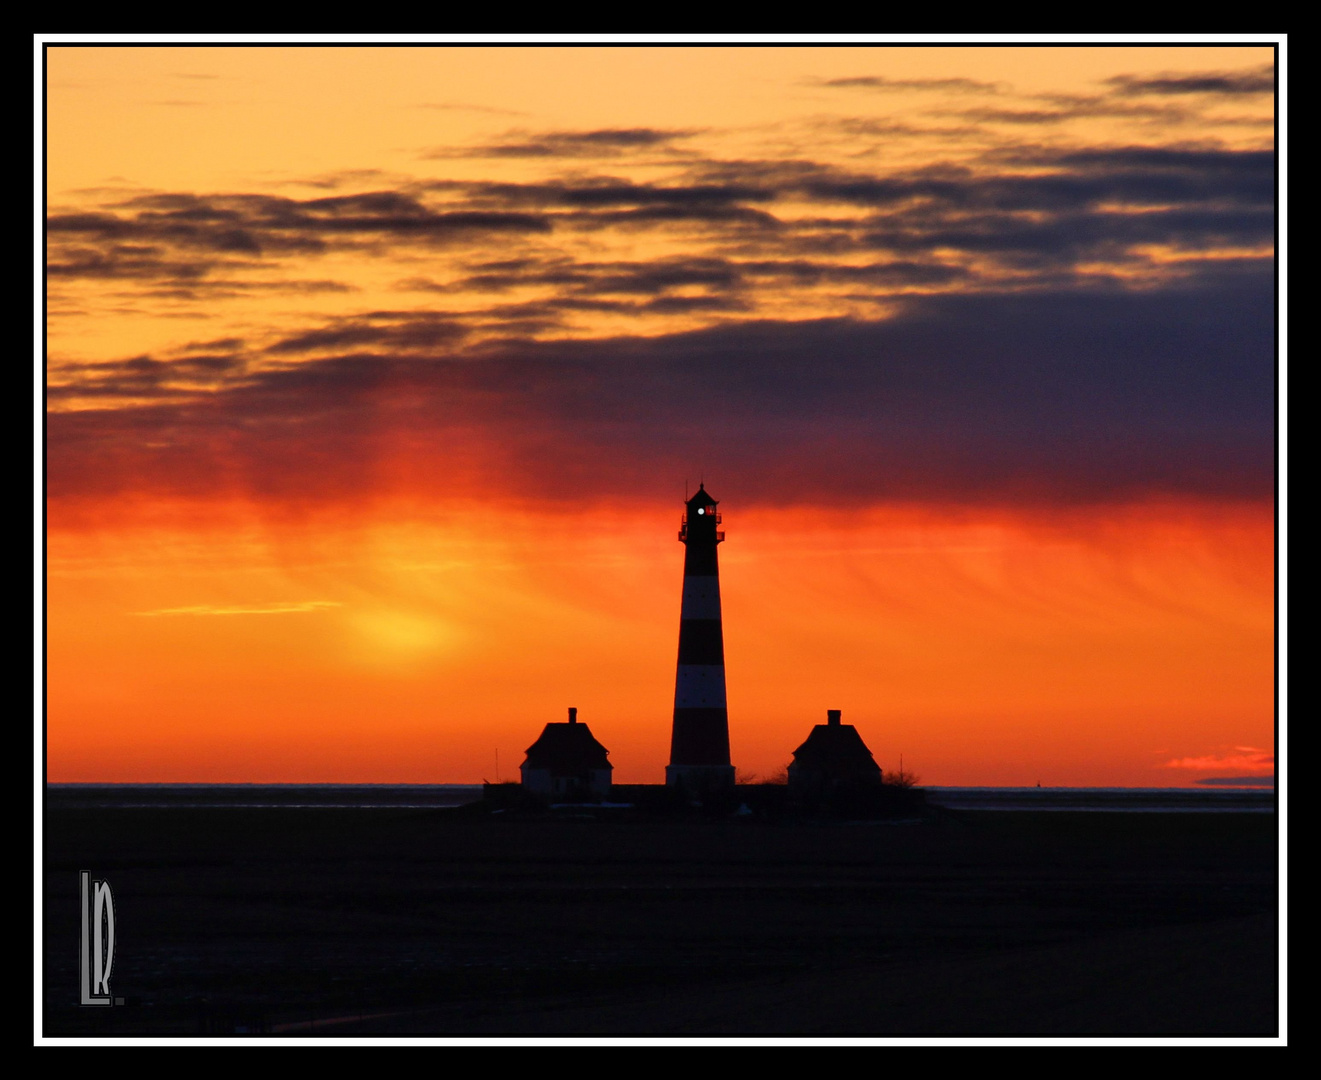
[665,764,737,795]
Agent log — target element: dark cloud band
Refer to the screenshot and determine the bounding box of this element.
[47,264,1273,508]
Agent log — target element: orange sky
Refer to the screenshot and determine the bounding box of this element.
[46,494,1273,785]
[44,44,1277,785]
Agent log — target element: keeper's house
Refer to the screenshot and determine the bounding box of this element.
[787,710,882,794]
[520,707,613,799]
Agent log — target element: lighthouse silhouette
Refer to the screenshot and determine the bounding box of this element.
[666,483,737,792]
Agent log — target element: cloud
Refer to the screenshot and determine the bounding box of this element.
[1165,747,1274,773]
[930,69,1271,128]
[47,146,1272,302]
[450,255,744,295]
[292,169,395,191]
[455,177,776,209]
[46,263,1274,509]
[826,116,985,140]
[47,350,252,403]
[810,161,1270,210]
[431,127,700,159]
[1106,67,1274,97]
[861,206,1272,264]
[136,602,343,616]
[948,97,1188,126]
[1194,777,1274,787]
[1043,146,1274,184]
[819,75,1001,94]
[47,143,1276,497]
[415,255,970,316]
[266,313,469,354]
[415,101,528,116]
[46,191,553,279]
[176,337,246,354]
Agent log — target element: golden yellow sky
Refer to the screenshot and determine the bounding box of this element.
[47,46,1274,190]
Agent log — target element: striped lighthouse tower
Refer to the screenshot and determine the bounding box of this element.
[666,484,736,792]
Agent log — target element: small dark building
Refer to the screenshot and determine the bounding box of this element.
[520,707,613,799]
[788,710,882,794]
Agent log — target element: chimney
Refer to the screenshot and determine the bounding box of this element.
[827,709,841,727]
[568,707,578,724]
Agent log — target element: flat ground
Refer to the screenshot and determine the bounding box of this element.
[42,806,1278,1036]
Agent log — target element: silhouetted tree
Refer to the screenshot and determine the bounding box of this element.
[883,766,920,788]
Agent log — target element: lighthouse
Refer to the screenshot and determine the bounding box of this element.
[666,484,736,792]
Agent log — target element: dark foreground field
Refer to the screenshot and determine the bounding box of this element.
[43,805,1277,1036]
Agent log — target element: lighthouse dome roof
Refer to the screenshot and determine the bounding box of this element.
[686,484,718,509]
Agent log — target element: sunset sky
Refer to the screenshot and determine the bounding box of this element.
[44,43,1277,786]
